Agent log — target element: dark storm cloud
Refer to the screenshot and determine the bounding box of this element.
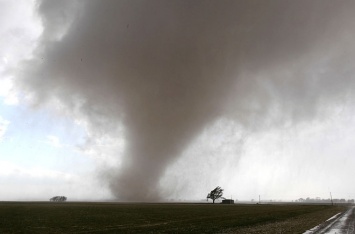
[17,0,355,200]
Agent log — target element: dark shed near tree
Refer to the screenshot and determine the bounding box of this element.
[222,199,234,204]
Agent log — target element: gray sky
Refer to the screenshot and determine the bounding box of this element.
[1,0,355,201]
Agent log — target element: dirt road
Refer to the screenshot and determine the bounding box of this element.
[305,206,355,233]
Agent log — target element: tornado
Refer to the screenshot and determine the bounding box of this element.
[16,0,355,201]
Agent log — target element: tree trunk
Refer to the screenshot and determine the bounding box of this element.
[213,199,215,204]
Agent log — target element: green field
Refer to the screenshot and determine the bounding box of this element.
[0,202,347,233]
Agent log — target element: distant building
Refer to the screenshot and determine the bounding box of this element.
[222,199,234,204]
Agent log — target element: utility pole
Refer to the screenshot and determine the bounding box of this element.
[259,195,261,204]
[330,192,333,206]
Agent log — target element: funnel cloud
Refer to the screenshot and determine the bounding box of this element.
[16,0,355,201]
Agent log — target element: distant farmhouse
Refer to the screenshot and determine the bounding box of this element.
[222,199,234,204]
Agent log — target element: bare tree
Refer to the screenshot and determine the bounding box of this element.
[207,186,223,204]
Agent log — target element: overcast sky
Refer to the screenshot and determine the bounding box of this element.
[1,0,355,202]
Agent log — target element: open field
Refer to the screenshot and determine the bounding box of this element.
[0,202,347,233]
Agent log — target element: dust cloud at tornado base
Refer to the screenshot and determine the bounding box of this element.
[16,0,355,201]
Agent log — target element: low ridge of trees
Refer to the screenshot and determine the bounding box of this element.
[296,197,354,203]
[50,196,67,202]
[207,186,223,204]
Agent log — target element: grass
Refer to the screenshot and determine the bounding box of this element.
[0,202,347,233]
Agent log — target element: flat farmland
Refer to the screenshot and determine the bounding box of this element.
[0,202,347,233]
